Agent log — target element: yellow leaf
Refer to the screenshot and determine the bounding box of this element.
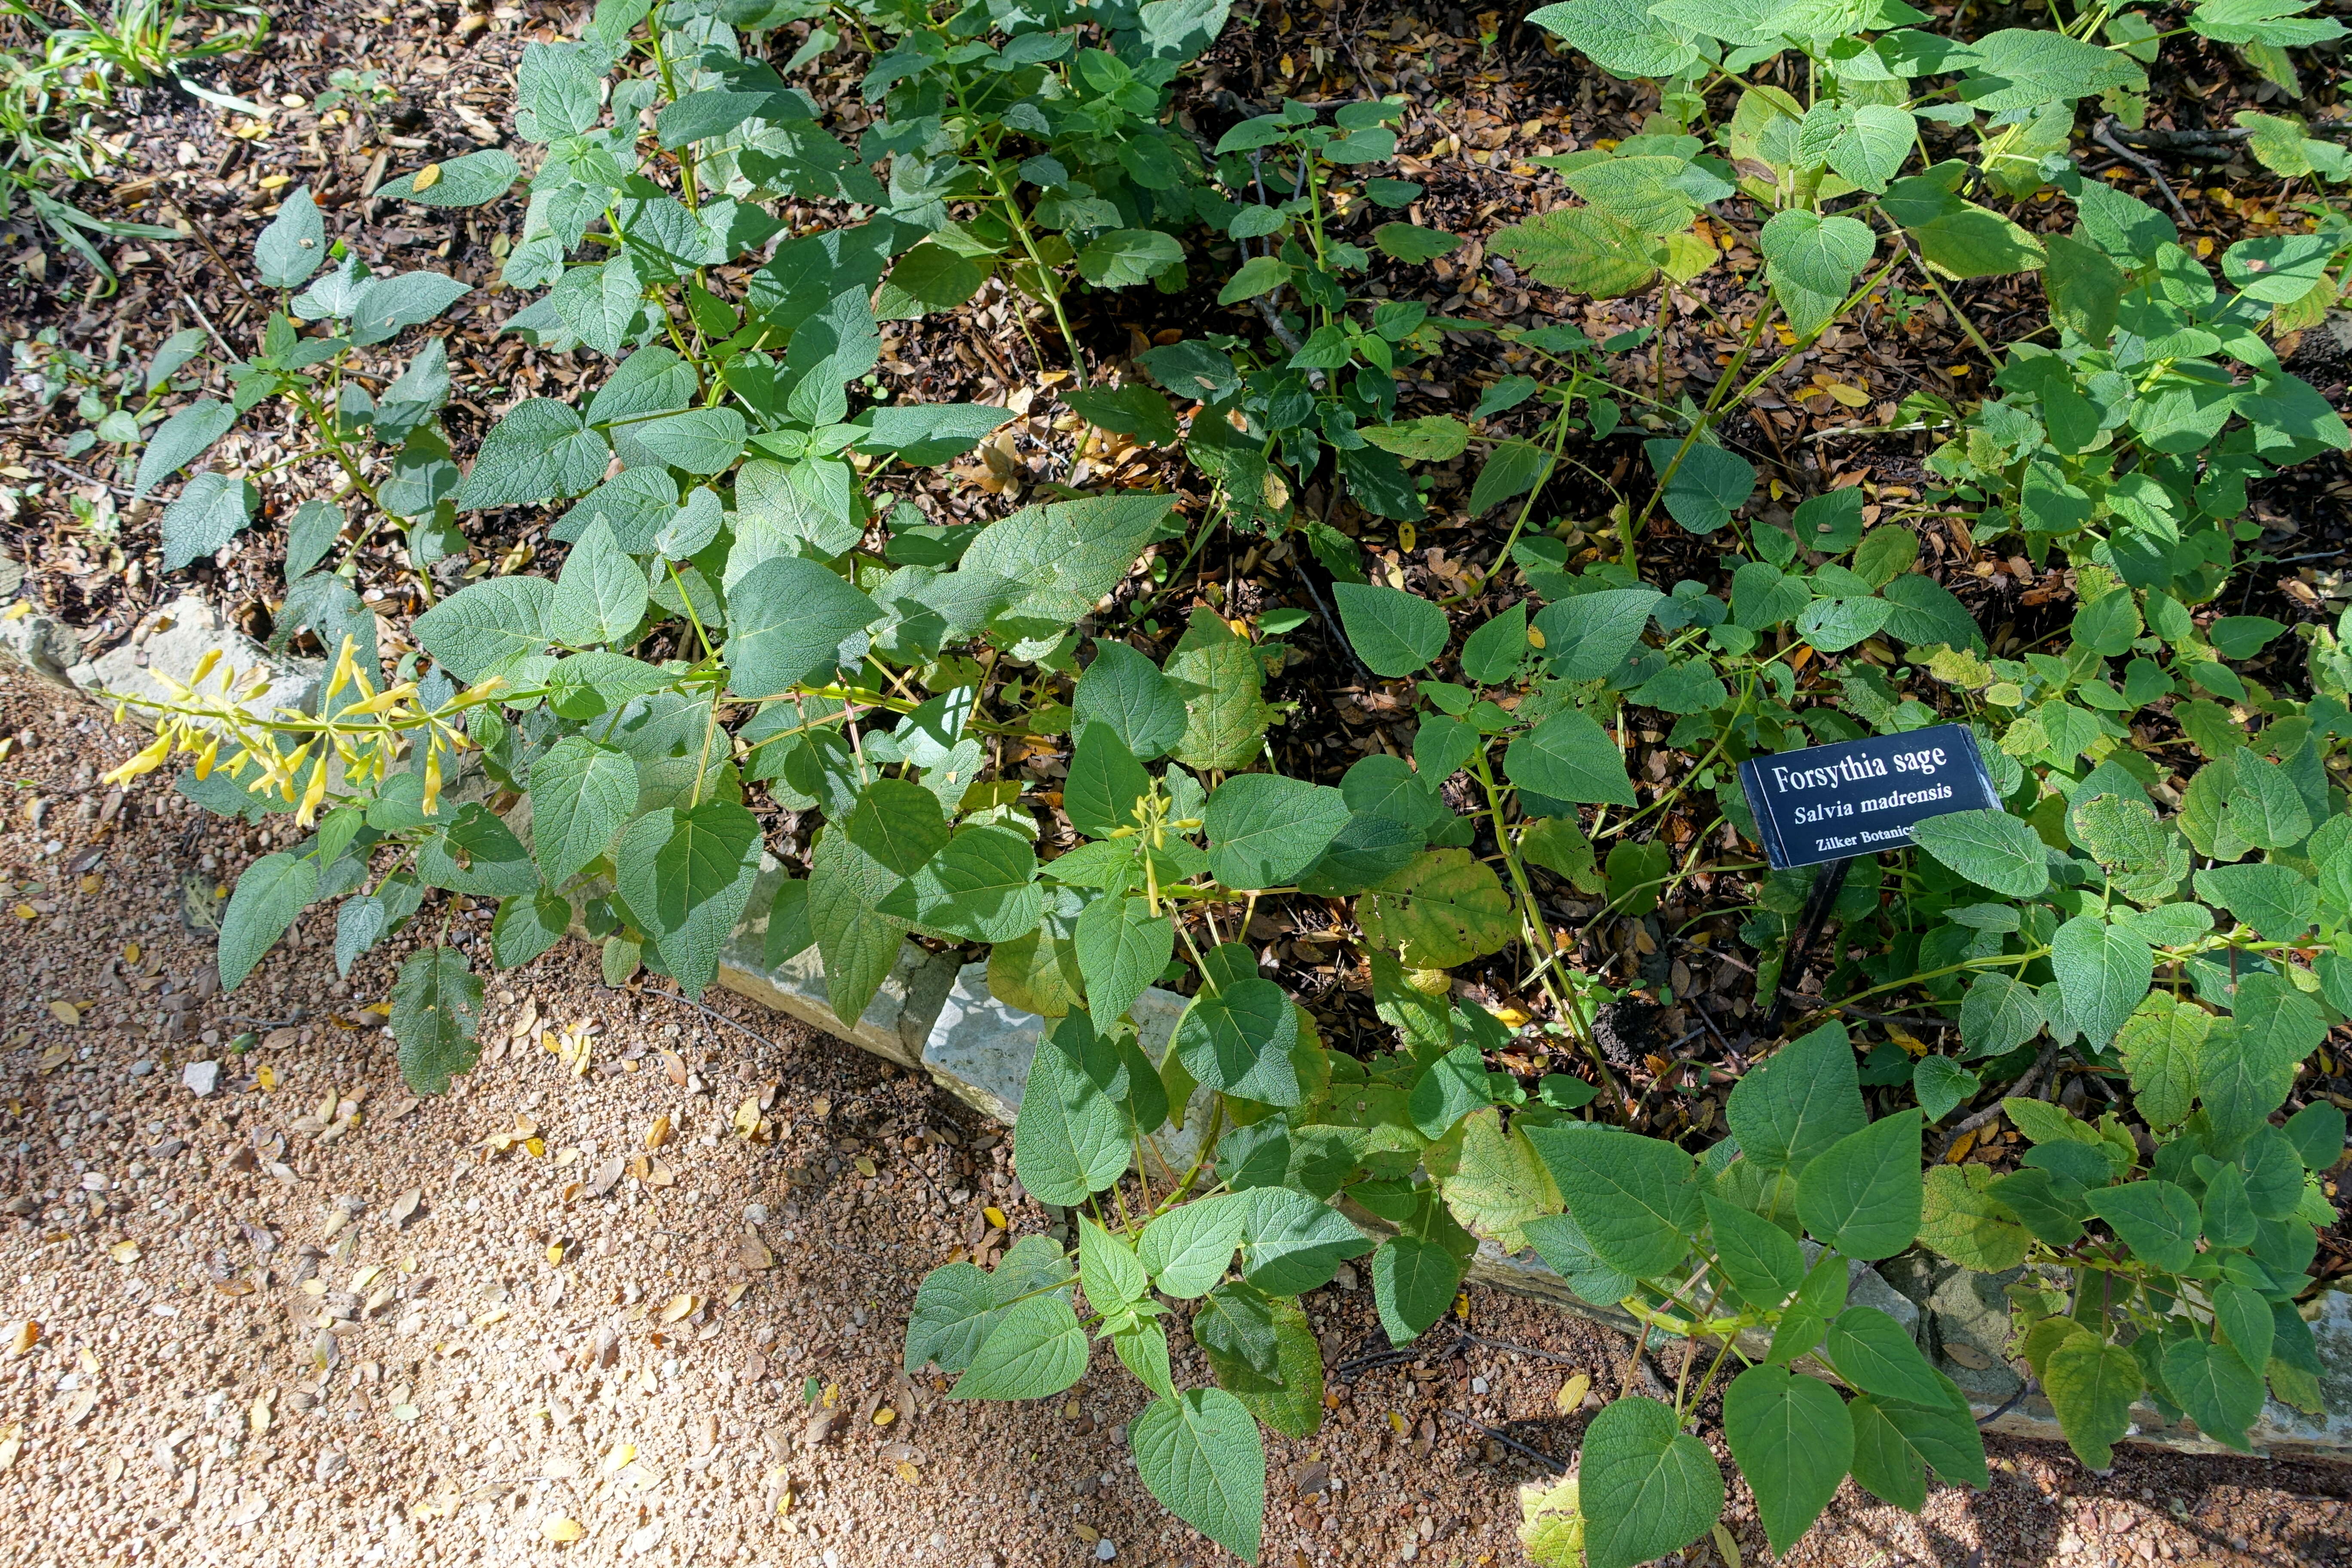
[78,874,101,894]
[1824,381,1869,409]
[48,1001,79,1026]
[603,1443,637,1473]
[1387,1411,1407,1433]
[473,1307,509,1329]
[659,1293,700,1324]
[1713,1522,1744,1568]
[258,1065,277,1091]
[854,1156,877,1177]
[1400,523,1418,552]
[1526,625,1546,649]
[13,904,34,920]
[108,1240,139,1265]
[645,1115,671,1150]
[542,1517,585,1544]
[413,162,441,192]
[250,1396,272,1435]
[894,1461,920,1483]
[734,1098,762,1138]
[983,1206,1007,1230]
[1555,1372,1590,1413]
[1488,1004,1531,1030]
[524,1136,546,1158]
[873,1407,896,1427]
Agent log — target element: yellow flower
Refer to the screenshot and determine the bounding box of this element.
[101,729,174,786]
[420,744,444,815]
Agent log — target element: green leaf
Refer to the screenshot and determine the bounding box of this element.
[952,1290,1089,1399]
[900,825,1042,944]
[1074,894,1173,1025]
[2051,916,2154,1048]
[1703,1192,1806,1308]
[377,148,520,206]
[1231,1294,1326,1439]
[634,407,747,475]
[1531,588,1663,680]
[2042,231,2125,342]
[1847,1375,1987,1510]
[2161,1335,2262,1452]
[549,516,647,646]
[1235,1186,1374,1294]
[413,575,555,682]
[1061,383,1179,447]
[1206,774,1351,889]
[2084,1180,2200,1273]
[614,800,763,996]
[905,1234,1074,1373]
[254,185,327,288]
[1526,0,1710,77]
[1013,1012,1133,1206]
[1907,807,2049,897]
[1488,205,1659,298]
[1173,978,1301,1105]
[1438,1109,1564,1254]
[1360,414,1472,462]
[1372,222,1462,263]
[1409,1042,1491,1140]
[1065,723,1152,839]
[2043,1330,2141,1469]
[490,889,572,969]
[217,852,318,991]
[159,470,258,570]
[1131,1389,1265,1565]
[1917,1164,2031,1272]
[1824,104,1915,192]
[1523,1124,1700,1278]
[527,736,637,887]
[2113,990,2210,1127]
[874,240,987,320]
[1725,1020,1865,1179]
[1332,582,1449,676]
[1759,209,1876,297]
[1373,1233,1465,1345]
[1075,640,1187,760]
[1960,972,2045,1060]
[1165,609,1275,771]
[1796,1110,1923,1260]
[1357,849,1516,968]
[1913,1055,1979,1121]
[1139,1193,1246,1298]
[1578,1396,1724,1568]
[1722,1364,1853,1557]
[1076,228,1183,288]
[1881,171,2046,278]
[1822,1305,1946,1407]
[453,398,610,510]
[390,945,484,1094]
[1469,437,1554,516]
[1505,708,1638,807]
[2194,862,2318,942]
[2212,1279,2275,1374]
[1216,253,1291,304]
[135,400,237,500]
[726,556,877,696]
[1459,603,1529,686]
[1645,440,1755,534]
[1078,1216,1149,1314]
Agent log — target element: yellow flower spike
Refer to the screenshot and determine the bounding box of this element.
[279,743,313,802]
[194,736,220,780]
[297,756,330,826]
[101,730,173,786]
[190,647,222,686]
[338,682,418,719]
[420,745,444,815]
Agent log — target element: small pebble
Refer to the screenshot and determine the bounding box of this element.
[1095,1540,1116,1562]
[181,1060,218,1098]
[1471,1376,1488,1394]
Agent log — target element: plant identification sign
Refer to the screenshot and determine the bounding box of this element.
[1738,724,2001,870]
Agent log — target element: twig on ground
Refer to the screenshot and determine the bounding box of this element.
[1933,1038,2062,1160]
[1439,1409,1568,1472]
[648,983,793,1058]
[2094,117,2195,227]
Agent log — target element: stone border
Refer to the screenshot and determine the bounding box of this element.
[7,597,2346,1465]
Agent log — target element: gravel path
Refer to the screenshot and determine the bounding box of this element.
[2,667,2346,1568]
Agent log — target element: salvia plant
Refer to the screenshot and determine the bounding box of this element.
[91,0,2352,1561]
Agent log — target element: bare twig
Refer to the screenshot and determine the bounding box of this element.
[1439,1409,1568,1472]
[2093,117,2194,227]
[1932,1038,2061,1161]
[648,983,794,1058]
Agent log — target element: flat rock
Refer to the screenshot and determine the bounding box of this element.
[181,1060,219,1098]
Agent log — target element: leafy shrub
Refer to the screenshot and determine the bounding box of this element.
[93,0,2352,1562]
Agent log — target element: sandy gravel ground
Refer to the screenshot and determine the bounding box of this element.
[2,667,2348,1568]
